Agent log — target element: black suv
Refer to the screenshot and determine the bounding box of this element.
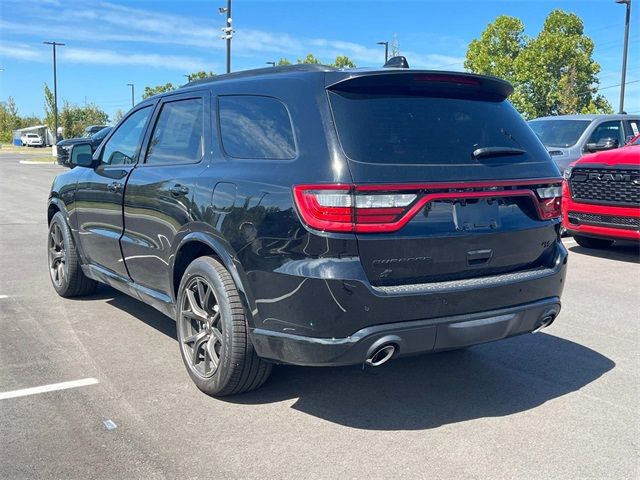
[47,65,567,396]
[56,126,112,165]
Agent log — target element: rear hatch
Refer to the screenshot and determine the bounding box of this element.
[324,71,562,286]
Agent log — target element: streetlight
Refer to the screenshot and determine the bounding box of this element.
[266,61,276,67]
[43,41,65,143]
[219,0,234,74]
[616,0,632,113]
[377,41,389,62]
[127,83,135,108]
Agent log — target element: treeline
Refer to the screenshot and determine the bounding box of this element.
[0,97,41,144]
[142,56,357,99]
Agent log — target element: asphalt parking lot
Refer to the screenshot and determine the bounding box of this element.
[1,150,638,480]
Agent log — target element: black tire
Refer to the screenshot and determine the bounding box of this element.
[48,212,98,297]
[176,256,272,396]
[573,235,614,249]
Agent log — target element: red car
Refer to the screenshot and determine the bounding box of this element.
[563,134,640,248]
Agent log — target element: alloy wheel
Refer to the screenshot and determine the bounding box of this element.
[48,223,67,287]
[179,276,223,378]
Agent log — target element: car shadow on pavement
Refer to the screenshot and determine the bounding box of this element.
[80,287,615,432]
[568,241,639,264]
[78,285,178,340]
[226,333,614,431]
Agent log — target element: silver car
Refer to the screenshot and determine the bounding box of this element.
[528,114,640,172]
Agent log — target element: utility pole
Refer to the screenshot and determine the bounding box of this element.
[43,41,65,143]
[377,41,389,62]
[616,0,632,113]
[127,83,135,108]
[219,0,233,73]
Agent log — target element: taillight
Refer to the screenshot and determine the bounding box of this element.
[293,182,563,233]
[293,185,416,233]
[536,185,562,219]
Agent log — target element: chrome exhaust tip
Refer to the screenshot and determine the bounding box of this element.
[533,314,556,333]
[365,344,396,367]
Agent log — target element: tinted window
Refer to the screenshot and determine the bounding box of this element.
[627,119,640,137]
[146,98,204,165]
[91,127,111,142]
[101,107,151,166]
[329,91,550,166]
[588,121,623,145]
[528,119,591,148]
[219,95,296,159]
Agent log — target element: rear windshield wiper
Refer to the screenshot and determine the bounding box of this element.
[472,146,527,160]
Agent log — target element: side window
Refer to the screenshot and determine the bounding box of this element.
[218,95,296,159]
[101,106,152,166]
[588,121,623,146]
[145,98,204,165]
[627,119,640,138]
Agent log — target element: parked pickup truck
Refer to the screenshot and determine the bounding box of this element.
[21,133,43,147]
[563,133,640,248]
[529,114,640,171]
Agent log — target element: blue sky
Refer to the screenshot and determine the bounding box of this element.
[1,0,638,121]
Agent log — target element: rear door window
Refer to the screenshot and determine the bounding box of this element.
[145,98,204,165]
[218,95,296,159]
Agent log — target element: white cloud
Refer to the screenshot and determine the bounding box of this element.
[60,48,213,71]
[2,0,466,70]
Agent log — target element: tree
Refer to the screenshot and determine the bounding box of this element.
[298,54,320,64]
[333,56,356,68]
[0,98,20,143]
[464,16,525,82]
[185,71,215,82]
[58,101,109,139]
[43,83,56,134]
[142,82,177,100]
[465,10,612,118]
[277,58,292,66]
[113,109,126,123]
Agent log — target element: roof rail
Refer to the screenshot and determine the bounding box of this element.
[182,63,337,88]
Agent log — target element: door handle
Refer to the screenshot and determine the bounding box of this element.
[107,181,122,193]
[169,184,189,197]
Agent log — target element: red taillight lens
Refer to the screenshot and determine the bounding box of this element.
[293,185,416,232]
[293,182,563,233]
[536,186,562,219]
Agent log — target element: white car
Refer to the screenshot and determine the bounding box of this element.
[21,133,43,147]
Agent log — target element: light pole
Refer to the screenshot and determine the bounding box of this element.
[219,0,233,74]
[377,41,389,62]
[43,41,65,142]
[127,83,135,108]
[266,61,276,67]
[616,0,632,113]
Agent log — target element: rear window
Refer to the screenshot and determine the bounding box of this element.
[328,92,550,166]
[528,119,591,148]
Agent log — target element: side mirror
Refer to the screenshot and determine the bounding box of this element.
[585,137,619,153]
[69,143,95,167]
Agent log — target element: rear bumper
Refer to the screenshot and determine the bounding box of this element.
[251,297,561,366]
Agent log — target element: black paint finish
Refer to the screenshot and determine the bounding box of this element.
[47,65,566,366]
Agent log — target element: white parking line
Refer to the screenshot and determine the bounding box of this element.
[0,378,99,400]
[0,295,8,299]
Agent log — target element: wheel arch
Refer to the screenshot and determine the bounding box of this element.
[171,232,258,329]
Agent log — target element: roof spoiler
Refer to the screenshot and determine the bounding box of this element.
[383,56,410,69]
[327,71,514,101]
